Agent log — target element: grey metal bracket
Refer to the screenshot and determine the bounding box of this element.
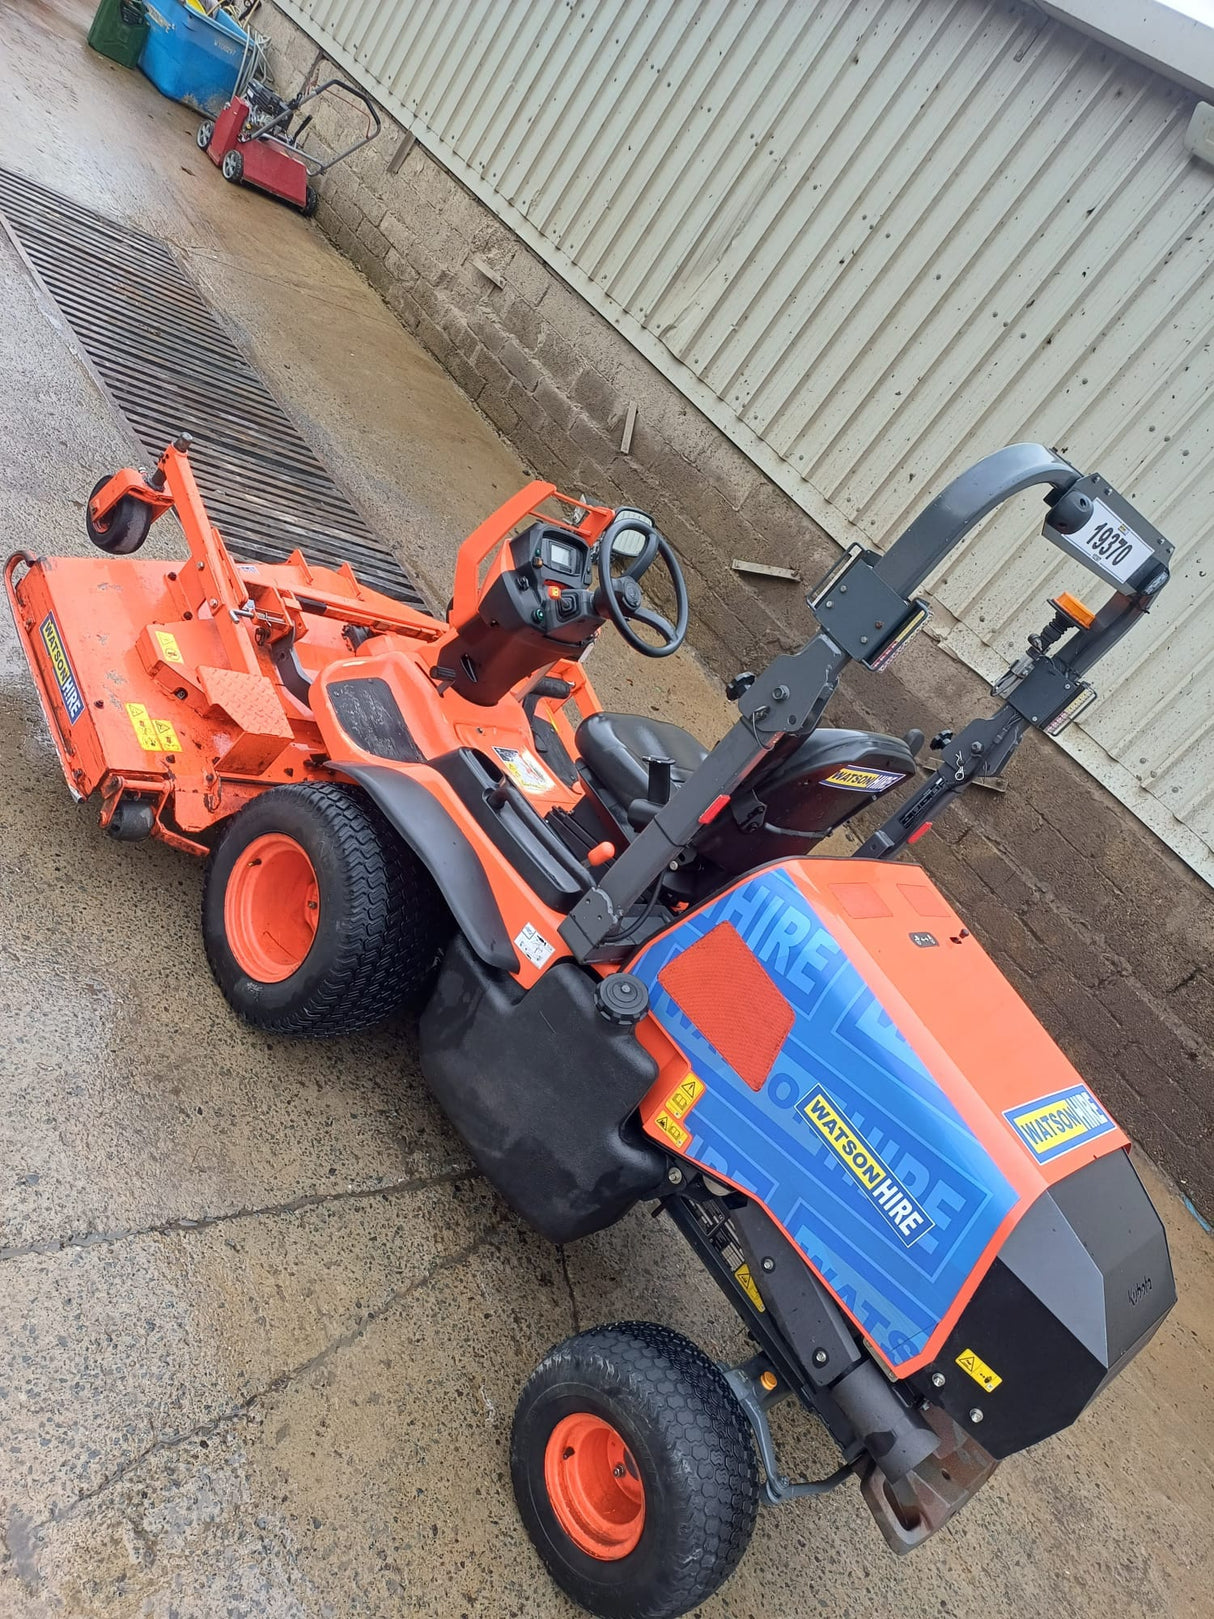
[722,1357,854,1507]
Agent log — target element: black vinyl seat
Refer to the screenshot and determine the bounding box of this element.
[576,711,708,831]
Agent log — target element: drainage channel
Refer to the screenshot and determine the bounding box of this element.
[0,165,427,610]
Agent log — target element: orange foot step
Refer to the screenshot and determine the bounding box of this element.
[199,664,294,775]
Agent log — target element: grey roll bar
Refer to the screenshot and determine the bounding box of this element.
[560,445,1168,961]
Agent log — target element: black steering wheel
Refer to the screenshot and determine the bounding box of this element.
[595,509,689,658]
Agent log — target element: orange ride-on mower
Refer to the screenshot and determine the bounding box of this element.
[7,437,1178,1618]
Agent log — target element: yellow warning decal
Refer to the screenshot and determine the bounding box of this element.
[734,1262,766,1313]
[664,1074,705,1120]
[126,702,181,753]
[154,629,184,665]
[956,1347,1002,1393]
[653,1110,690,1150]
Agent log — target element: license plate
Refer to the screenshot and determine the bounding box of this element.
[1064,498,1154,586]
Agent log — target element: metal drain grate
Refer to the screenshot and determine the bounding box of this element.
[0,166,427,610]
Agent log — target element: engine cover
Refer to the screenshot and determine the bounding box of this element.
[627,858,1175,1454]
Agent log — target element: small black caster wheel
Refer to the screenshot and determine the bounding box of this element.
[86,475,152,556]
[196,120,215,151]
[301,184,319,218]
[221,148,244,184]
[512,1322,759,1619]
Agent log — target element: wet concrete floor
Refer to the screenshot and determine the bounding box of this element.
[0,3,1211,1616]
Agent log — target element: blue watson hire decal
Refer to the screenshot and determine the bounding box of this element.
[630,868,1017,1368]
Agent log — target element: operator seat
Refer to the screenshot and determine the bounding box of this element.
[575,710,919,866]
[576,712,708,834]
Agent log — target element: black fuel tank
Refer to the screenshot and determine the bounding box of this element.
[911,1149,1175,1459]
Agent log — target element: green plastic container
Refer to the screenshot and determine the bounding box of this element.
[87,0,149,70]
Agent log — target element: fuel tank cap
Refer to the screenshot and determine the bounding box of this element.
[595,973,650,1026]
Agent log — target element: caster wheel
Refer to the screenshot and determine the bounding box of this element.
[203,783,449,1037]
[301,184,319,218]
[512,1322,759,1619]
[85,475,152,556]
[196,120,215,151]
[221,147,244,184]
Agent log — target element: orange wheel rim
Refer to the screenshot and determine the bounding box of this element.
[224,833,320,982]
[544,1413,646,1560]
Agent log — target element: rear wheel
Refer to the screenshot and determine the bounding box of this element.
[203,782,447,1036]
[85,474,152,556]
[196,120,215,151]
[301,184,319,218]
[221,147,244,184]
[511,1322,759,1619]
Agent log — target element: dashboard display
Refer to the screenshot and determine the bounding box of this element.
[546,538,581,575]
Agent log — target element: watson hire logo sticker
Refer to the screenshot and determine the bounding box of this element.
[1003,1083,1115,1164]
[798,1086,934,1247]
[39,613,85,725]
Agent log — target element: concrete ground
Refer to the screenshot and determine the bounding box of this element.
[0,3,1211,1616]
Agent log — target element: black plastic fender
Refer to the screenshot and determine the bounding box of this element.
[331,760,518,972]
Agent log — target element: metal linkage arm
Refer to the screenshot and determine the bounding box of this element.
[854,708,1026,860]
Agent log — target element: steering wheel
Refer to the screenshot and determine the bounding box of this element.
[595,509,689,658]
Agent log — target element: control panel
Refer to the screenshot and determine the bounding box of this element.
[505,524,599,638]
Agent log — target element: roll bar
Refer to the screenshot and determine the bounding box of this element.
[559,444,1172,962]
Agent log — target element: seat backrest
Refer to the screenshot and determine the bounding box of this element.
[695,727,916,876]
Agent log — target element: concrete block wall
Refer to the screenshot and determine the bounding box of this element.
[262,7,1213,1215]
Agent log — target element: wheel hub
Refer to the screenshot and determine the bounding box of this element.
[543,1412,646,1560]
[224,832,319,982]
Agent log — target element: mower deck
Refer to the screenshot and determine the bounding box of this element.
[5,528,438,851]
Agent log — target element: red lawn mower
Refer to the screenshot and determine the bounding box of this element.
[198,76,382,216]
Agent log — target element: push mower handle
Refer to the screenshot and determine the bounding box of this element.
[267,79,383,176]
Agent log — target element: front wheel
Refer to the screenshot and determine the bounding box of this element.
[511,1322,759,1619]
[196,120,215,151]
[202,782,448,1036]
[221,147,244,184]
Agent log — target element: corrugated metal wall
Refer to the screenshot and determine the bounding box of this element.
[277,0,1214,881]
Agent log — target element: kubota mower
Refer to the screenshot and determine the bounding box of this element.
[7,438,1177,1618]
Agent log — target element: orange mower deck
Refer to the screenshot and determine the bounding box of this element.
[5,442,608,929]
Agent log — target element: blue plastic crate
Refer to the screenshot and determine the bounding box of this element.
[140,1,249,117]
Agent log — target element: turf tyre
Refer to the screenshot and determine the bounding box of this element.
[511,1321,759,1619]
[203,782,446,1036]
